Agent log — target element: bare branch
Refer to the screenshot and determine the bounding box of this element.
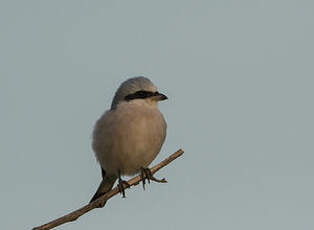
[33,149,184,230]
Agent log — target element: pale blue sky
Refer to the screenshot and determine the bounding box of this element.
[1,1,314,230]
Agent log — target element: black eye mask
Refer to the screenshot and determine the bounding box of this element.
[124,90,159,101]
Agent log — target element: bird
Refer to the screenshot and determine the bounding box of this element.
[90,76,168,207]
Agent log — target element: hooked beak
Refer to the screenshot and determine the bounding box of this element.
[152,92,168,101]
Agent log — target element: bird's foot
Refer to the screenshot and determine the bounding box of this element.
[118,178,130,198]
[140,167,167,190]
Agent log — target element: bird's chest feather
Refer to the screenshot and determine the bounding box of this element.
[110,104,166,174]
[117,110,165,157]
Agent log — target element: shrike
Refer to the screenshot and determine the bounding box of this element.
[90,77,168,206]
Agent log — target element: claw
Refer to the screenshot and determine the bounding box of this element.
[117,170,130,198]
[140,167,167,190]
[118,178,130,198]
[140,167,146,190]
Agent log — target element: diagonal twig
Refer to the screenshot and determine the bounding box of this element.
[33,149,184,230]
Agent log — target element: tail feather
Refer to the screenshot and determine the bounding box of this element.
[90,175,117,204]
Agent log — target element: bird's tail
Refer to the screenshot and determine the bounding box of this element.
[90,175,117,204]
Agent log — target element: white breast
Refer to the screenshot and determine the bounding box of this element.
[92,101,167,176]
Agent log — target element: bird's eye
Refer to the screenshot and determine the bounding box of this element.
[138,91,147,96]
[124,90,154,101]
[136,90,153,97]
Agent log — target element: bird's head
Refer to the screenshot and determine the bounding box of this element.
[111,76,168,109]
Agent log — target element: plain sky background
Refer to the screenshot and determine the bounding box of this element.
[1,1,314,229]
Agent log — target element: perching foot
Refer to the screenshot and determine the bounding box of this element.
[140,167,167,190]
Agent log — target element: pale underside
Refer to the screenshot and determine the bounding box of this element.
[92,100,167,176]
